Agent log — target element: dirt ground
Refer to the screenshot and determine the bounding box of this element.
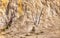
[0,0,60,38]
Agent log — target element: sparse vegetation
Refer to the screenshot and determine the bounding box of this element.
[0,0,60,38]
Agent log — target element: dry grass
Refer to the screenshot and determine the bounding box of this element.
[0,0,60,38]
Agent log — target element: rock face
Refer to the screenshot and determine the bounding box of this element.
[0,0,60,38]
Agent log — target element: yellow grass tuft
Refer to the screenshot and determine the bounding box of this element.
[17,0,24,16]
[1,0,8,9]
